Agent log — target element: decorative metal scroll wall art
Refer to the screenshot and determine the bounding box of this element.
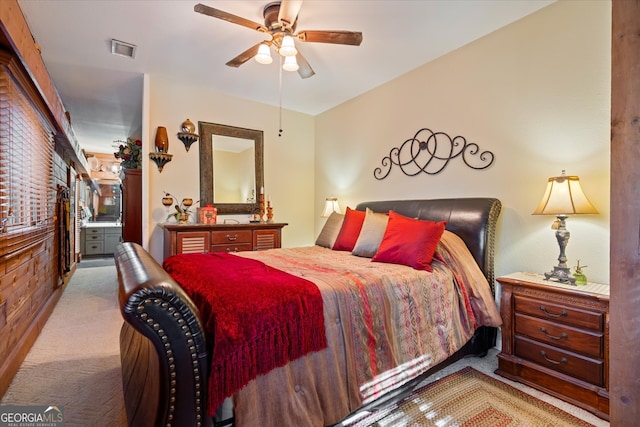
[373,127,495,180]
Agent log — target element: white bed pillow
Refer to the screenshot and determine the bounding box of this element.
[315,212,345,248]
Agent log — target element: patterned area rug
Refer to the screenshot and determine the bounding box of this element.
[348,366,595,427]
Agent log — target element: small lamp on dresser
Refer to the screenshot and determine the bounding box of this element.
[532,170,598,284]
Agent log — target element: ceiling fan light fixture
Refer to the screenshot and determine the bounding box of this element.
[255,43,273,64]
[279,35,298,57]
[282,55,299,72]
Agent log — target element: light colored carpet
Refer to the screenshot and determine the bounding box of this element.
[1,264,609,427]
[0,265,126,427]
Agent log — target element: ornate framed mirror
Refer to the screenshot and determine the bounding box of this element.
[199,122,264,214]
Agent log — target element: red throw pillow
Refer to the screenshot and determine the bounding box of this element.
[332,207,366,251]
[372,211,446,271]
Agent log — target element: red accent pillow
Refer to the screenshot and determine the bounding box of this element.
[372,211,446,271]
[332,207,366,251]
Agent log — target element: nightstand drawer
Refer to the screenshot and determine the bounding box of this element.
[515,336,604,386]
[515,295,603,331]
[211,230,252,245]
[515,313,603,358]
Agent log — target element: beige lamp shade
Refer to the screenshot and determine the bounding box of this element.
[532,171,598,215]
[321,197,340,217]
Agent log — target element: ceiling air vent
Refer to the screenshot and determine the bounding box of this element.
[111,39,136,58]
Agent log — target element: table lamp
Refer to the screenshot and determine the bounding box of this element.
[532,170,598,284]
[321,197,340,217]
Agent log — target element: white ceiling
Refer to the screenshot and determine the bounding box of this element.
[17,0,553,154]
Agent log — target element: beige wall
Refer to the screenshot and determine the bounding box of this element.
[314,0,611,283]
[140,1,611,284]
[143,75,316,261]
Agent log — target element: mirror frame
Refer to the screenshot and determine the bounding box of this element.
[199,121,264,214]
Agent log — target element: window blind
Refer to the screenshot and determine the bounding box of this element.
[0,58,56,257]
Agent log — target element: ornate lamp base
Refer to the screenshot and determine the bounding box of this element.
[543,214,576,285]
[544,265,576,285]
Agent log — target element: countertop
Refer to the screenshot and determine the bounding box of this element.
[81,222,122,228]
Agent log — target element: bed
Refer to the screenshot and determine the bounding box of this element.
[116,197,502,427]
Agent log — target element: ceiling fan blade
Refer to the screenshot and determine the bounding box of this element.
[278,0,303,27]
[295,50,315,79]
[194,3,267,32]
[226,43,262,68]
[297,30,363,46]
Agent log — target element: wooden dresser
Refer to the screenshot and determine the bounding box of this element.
[496,272,609,420]
[162,223,287,259]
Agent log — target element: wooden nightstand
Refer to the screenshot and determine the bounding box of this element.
[495,272,609,420]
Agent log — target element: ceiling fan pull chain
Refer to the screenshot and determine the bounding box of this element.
[279,56,284,137]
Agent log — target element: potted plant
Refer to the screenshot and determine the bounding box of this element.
[163,192,199,224]
[114,138,142,169]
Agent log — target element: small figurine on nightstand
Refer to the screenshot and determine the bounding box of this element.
[573,260,588,285]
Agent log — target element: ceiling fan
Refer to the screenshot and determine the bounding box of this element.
[194,1,363,79]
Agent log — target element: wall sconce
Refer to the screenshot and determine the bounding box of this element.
[149,125,173,172]
[177,118,199,152]
[532,170,598,284]
[321,197,341,217]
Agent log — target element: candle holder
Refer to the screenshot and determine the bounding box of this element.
[266,200,274,223]
[258,193,266,223]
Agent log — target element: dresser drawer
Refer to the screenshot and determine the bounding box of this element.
[210,243,253,253]
[514,295,603,331]
[515,313,603,358]
[211,230,252,245]
[515,336,604,386]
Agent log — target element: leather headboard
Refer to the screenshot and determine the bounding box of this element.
[355,198,501,293]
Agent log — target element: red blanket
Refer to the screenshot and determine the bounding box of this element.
[163,252,327,414]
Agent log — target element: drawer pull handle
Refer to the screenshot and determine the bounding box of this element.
[225,247,239,253]
[540,327,568,340]
[540,351,567,365]
[226,234,238,241]
[539,306,567,318]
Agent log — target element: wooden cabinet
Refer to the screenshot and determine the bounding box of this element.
[162,223,287,259]
[81,225,122,256]
[121,169,142,244]
[496,272,609,420]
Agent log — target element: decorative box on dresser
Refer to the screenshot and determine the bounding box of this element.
[496,272,609,420]
[162,223,287,259]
